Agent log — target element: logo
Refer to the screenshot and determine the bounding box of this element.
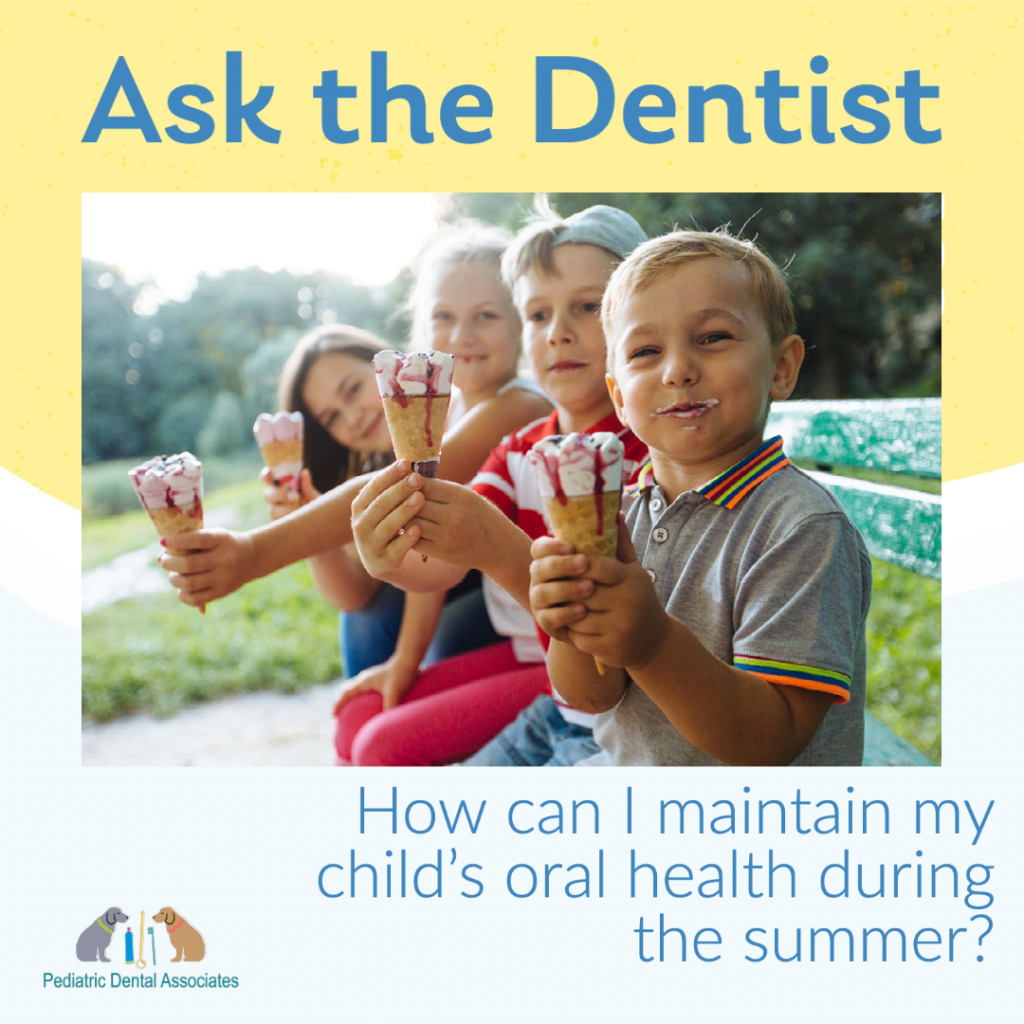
[76,906,206,964]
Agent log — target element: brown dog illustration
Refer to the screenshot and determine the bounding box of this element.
[153,907,205,962]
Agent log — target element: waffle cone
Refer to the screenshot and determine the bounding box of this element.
[147,506,204,556]
[259,438,303,471]
[544,491,621,558]
[382,394,449,464]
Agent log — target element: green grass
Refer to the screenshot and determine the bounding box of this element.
[865,558,941,763]
[82,561,342,721]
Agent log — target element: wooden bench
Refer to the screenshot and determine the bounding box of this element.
[765,398,940,767]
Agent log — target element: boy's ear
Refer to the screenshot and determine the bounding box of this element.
[769,334,805,402]
[606,374,629,428]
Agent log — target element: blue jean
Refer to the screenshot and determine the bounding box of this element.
[462,695,600,767]
[340,571,501,679]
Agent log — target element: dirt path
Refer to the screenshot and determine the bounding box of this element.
[82,680,339,766]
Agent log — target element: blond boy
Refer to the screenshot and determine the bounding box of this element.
[530,230,870,766]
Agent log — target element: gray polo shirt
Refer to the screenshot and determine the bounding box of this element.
[580,437,871,767]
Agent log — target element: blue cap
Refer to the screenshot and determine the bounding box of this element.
[552,205,648,260]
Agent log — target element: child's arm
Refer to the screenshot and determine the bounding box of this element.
[436,386,551,484]
[162,395,549,609]
[534,527,833,766]
[264,465,381,612]
[162,470,374,608]
[333,590,445,714]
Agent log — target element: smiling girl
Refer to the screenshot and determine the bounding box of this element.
[249,224,552,733]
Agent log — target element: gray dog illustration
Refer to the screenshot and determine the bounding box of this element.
[76,907,129,962]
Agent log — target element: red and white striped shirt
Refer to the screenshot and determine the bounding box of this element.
[471,410,648,727]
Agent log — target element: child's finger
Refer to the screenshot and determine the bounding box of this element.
[168,529,222,550]
[176,585,214,608]
[615,513,639,564]
[161,551,216,574]
[530,578,594,611]
[357,476,423,538]
[530,553,589,584]
[352,460,412,517]
[369,489,424,543]
[377,524,421,570]
[299,468,322,502]
[530,536,575,560]
[579,554,630,587]
[332,678,372,716]
[535,604,588,639]
[166,569,213,593]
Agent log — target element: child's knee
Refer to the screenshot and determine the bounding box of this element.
[334,692,385,760]
[351,713,426,767]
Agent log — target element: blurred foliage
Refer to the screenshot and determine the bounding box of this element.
[83,193,939,464]
[452,192,942,399]
[866,559,942,763]
[196,391,248,456]
[82,261,407,464]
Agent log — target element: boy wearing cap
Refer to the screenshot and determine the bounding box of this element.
[529,230,870,766]
[352,203,650,765]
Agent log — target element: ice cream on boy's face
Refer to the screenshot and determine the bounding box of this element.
[372,350,455,478]
[253,411,304,492]
[529,432,624,557]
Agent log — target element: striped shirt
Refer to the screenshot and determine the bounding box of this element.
[471,410,648,727]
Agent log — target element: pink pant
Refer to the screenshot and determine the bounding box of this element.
[334,642,550,766]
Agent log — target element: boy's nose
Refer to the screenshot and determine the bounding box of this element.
[663,353,699,387]
[545,311,575,345]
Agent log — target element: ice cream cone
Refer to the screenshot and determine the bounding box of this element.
[543,490,621,559]
[381,394,450,477]
[129,452,206,614]
[373,351,455,479]
[529,432,626,676]
[147,506,204,555]
[254,412,304,492]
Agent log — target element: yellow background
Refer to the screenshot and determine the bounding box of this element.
[1,1,1016,507]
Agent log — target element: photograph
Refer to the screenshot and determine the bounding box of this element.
[81,191,941,769]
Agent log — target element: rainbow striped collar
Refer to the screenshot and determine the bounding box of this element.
[625,436,790,510]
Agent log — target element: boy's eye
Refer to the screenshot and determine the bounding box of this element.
[433,311,453,322]
[629,345,658,360]
[478,310,499,321]
[528,310,549,323]
[700,332,732,345]
[580,301,602,315]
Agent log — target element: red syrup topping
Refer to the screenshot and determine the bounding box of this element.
[375,356,448,445]
[592,448,606,536]
[531,437,612,534]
